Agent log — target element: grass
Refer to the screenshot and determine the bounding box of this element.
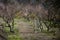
[3,18,55,40]
[8,35,21,40]
[4,26,23,40]
[41,30,55,38]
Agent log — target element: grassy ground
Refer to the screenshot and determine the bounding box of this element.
[2,18,54,40]
[3,18,29,40]
[4,25,22,40]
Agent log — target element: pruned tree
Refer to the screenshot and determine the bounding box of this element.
[0,0,21,32]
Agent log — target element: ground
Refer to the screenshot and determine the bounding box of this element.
[0,18,53,40]
[14,19,53,40]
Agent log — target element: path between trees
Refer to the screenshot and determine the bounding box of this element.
[15,19,52,40]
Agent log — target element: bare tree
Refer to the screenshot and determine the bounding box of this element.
[0,0,21,32]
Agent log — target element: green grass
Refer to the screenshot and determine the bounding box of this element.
[4,26,23,40]
[8,35,21,40]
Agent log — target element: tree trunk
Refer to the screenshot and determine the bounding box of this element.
[11,19,14,33]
